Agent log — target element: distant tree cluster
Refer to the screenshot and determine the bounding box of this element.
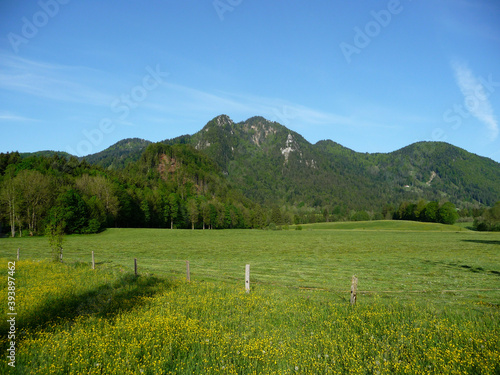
[473,202,500,231]
[393,200,459,225]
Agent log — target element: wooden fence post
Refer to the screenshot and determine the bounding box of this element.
[91,251,95,270]
[134,258,138,276]
[17,248,19,261]
[245,264,250,293]
[186,260,191,282]
[350,275,358,305]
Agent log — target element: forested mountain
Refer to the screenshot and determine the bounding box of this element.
[19,151,73,159]
[2,114,499,236]
[17,114,500,210]
[164,115,500,210]
[84,138,151,169]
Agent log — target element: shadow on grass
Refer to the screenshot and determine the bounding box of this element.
[13,270,175,337]
[462,239,500,246]
[422,259,500,276]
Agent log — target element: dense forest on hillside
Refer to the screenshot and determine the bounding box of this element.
[0,146,263,237]
[83,138,152,169]
[1,115,499,236]
[0,148,493,237]
[163,116,500,211]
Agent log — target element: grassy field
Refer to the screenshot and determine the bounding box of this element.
[292,220,471,231]
[0,221,499,374]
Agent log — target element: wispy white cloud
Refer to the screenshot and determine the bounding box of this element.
[0,110,39,122]
[219,91,351,126]
[452,60,499,140]
[154,82,391,132]
[0,52,115,107]
[0,52,407,140]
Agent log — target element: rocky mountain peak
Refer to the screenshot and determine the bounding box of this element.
[214,114,234,127]
[242,117,278,147]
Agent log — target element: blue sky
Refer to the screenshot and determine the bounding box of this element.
[1,0,499,162]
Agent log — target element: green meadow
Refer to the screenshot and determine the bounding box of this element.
[1,221,499,374]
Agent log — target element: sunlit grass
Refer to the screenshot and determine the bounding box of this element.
[296,220,469,231]
[1,225,498,301]
[0,261,498,374]
[0,224,499,373]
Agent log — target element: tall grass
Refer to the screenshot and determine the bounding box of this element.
[1,224,498,304]
[0,261,498,374]
[0,224,499,373]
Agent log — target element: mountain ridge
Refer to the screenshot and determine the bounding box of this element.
[16,114,500,210]
[167,115,499,208]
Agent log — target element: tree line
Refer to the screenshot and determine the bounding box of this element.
[1,145,498,236]
[393,200,459,225]
[0,148,268,236]
[473,202,500,231]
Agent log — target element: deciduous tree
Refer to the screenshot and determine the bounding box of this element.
[0,166,18,237]
[187,198,199,229]
[16,170,53,235]
[438,202,458,225]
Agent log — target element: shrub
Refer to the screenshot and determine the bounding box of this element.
[85,219,102,234]
[46,223,64,262]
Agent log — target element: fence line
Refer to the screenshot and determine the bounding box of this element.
[298,287,500,294]
[11,248,500,296]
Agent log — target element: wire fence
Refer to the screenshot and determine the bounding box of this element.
[9,247,500,304]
